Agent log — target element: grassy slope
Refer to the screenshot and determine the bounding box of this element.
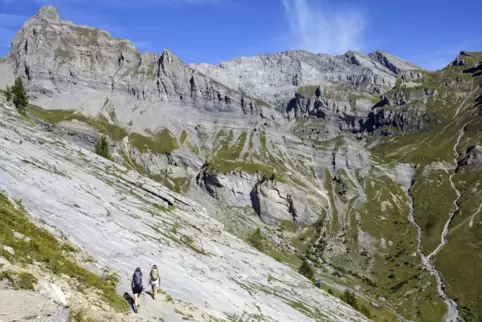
[358,173,445,321]
[0,193,128,312]
[370,52,482,321]
[438,169,482,321]
[27,104,190,193]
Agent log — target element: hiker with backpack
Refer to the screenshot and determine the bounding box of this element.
[149,265,161,299]
[131,267,144,312]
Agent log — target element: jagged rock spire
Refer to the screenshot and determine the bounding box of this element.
[35,5,60,22]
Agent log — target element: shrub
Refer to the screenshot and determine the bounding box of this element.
[95,135,112,160]
[360,305,371,318]
[0,270,37,290]
[340,289,358,310]
[5,85,12,102]
[69,309,96,322]
[247,228,264,252]
[298,259,315,281]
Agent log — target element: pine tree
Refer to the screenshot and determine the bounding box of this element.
[95,135,112,160]
[11,77,29,111]
[298,259,315,281]
[5,85,12,102]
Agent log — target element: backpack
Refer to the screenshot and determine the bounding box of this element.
[150,268,159,281]
[133,269,143,287]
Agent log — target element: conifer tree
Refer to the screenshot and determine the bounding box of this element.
[11,77,29,111]
[95,135,112,160]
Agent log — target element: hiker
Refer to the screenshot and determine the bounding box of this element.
[316,278,321,289]
[149,264,161,299]
[131,267,144,312]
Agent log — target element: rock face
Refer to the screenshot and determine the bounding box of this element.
[191,50,420,104]
[197,170,320,225]
[1,5,482,322]
[0,99,367,321]
[6,5,269,115]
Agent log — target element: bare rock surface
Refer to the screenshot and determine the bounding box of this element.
[0,100,367,321]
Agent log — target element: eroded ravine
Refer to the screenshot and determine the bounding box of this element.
[428,126,465,260]
[405,128,467,322]
[407,183,459,322]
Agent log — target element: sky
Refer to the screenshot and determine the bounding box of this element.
[0,0,481,70]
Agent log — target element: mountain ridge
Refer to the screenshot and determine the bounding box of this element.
[0,4,482,322]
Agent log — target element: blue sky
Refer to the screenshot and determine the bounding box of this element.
[0,0,481,70]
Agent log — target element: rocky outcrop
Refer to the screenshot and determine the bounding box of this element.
[5,6,269,114]
[362,106,428,133]
[196,169,320,225]
[192,49,421,105]
[368,50,421,75]
[457,145,482,172]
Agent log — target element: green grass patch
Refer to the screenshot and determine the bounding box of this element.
[150,174,190,194]
[129,128,178,154]
[296,85,319,97]
[28,105,127,141]
[279,219,298,233]
[0,194,129,312]
[246,228,300,267]
[212,130,246,161]
[353,172,446,321]
[411,167,457,255]
[291,225,318,254]
[432,170,482,321]
[69,308,96,322]
[206,159,284,180]
[259,132,268,157]
[0,270,37,290]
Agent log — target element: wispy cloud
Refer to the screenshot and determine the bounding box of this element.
[281,0,365,54]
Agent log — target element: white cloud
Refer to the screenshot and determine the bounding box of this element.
[281,0,365,54]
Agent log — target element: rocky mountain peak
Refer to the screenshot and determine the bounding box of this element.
[368,49,421,74]
[34,5,60,22]
[160,48,183,65]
